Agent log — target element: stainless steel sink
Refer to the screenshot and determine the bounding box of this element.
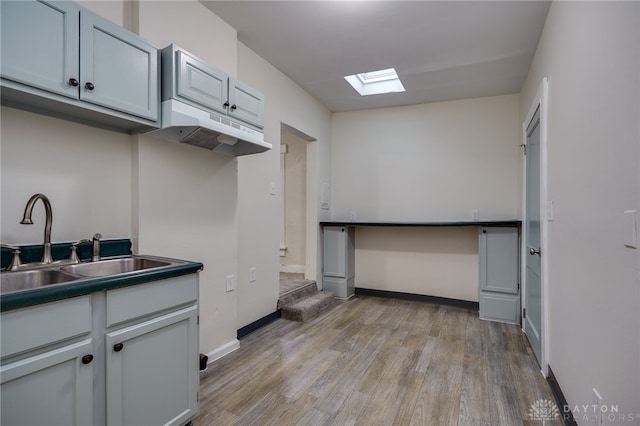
[60,257,171,277]
[1,269,79,294]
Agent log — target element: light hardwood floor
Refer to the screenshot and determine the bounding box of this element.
[194,296,562,426]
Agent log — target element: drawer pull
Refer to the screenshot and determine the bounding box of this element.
[113,343,124,352]
[81,354,93,364]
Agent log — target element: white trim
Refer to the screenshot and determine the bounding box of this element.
[280,144,287,257]
[280,264,305,274]
[204,339,240,364]
[521,77,549,377]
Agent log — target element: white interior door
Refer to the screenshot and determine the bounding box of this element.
[524,107,543,365]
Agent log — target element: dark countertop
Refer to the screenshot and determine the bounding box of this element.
[320,220,521,227]
[1,240,203,311]
[1,258,203,311]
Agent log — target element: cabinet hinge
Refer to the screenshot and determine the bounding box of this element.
[197,315,199,325]
[523,308,526,318]
[197,392,199,402]
[517,283,520,290]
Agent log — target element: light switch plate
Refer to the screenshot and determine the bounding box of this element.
[546,200,554,221]
[269,182,277,195]
[226,275,235,292]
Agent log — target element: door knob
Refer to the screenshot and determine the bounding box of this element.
[113,343,124,352]
[68,78,79,87]
[529,247,541,256]
[85,82,95,90]
[81,354,93,364]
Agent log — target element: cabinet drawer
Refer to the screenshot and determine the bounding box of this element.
[479,291,520,324]
[1,296,92,359]
[106,275,198,327]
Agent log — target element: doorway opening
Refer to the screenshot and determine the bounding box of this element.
[280,125,314,276]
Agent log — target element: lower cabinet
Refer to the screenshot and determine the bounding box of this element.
[0,273,200,426]
[106,306,199,426]
[478,226,520,324]
[1,339,94,426]
[322,226,355,299]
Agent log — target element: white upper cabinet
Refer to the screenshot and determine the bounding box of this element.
[161,44,265,129]
[0,0,160,132]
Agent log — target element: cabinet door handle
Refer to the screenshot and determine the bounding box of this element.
[223,101,230,108]
[81,354,94,364]
[113,343,124,352]
[85,82,95,90]
[68,78,79,87]
[529,247,541,256]
[230,104,237,111]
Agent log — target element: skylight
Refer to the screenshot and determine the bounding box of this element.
[345,67,405,96]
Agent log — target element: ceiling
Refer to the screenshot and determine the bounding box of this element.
[201,1,551,112]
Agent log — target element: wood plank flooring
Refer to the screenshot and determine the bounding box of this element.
[194,296,562,426]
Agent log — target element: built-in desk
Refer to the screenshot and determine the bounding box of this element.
[319,220,522,324]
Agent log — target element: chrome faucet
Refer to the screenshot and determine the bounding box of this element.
[20,193,53,264]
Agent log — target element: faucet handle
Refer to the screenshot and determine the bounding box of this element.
[69,239,91,263]
[1,244,23,271]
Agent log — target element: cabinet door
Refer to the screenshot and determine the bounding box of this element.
[1,0,80,99]
[176,50,228,115]
[324,227,348,278]
[1,339,93,426]
[228,78,264,129]
[479,227,519,294]
[80,10,158,121]
[106,306,199,426]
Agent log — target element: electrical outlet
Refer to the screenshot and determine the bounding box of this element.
[249,267,257,282]
[592,388,603,426]
[226,275,235,292]
[471,209,479,220]
[350,210,357,221]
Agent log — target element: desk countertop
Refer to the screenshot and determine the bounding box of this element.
[320,220,521,227]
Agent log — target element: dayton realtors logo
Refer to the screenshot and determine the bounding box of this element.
[529,399,640,424]
[528,399,561,422]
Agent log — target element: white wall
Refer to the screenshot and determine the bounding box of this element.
[355,226,479,301]
[135,1,240,357]
[236,42,332,329]
[282,131,307,270]
[520,1,640,418]
[0,107,133,244]
[331,94,521,222]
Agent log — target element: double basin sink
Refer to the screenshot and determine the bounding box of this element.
[1,256,177,295]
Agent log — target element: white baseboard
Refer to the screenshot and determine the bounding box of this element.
[280,264,305,274]
[205,339,240,365]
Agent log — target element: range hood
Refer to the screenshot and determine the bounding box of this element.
[145,99,272,156]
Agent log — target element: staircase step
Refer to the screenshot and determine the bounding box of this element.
[281,291,336,322]
[277,281,318,309]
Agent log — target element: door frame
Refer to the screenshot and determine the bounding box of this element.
[521,77,549,376]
